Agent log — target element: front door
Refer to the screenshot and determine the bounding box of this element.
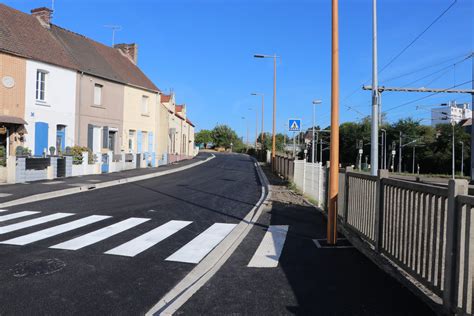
[34,122,48,156]
[56,125,66,154]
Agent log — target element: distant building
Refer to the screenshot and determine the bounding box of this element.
[431,101,471,126]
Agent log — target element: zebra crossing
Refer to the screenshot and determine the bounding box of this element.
[0,210,236,264]
[0,209,294,267]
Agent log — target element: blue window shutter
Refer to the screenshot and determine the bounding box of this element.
[87,124,94,150]
[148,132,153,153]
[34,122,48,156]
[137,130,142,153]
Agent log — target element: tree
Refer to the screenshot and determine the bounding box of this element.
[211,125,239,149]
[195,129,213,148]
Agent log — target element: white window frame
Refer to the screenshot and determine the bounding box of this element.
[94,84,103,106]
[36,70,48,101]
[141,95,149,115]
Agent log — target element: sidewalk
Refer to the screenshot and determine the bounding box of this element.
[176,165,435,315]
[0,152,211,204]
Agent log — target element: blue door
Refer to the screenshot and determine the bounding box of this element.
[101,153,109,173]
[137,130,142,153]
[34,122,48,156]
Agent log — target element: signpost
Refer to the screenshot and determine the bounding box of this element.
[288,119,301,157]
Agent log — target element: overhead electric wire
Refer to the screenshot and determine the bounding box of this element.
[385,80,473,112]
[378,0,458,74]
[380,52,471,83]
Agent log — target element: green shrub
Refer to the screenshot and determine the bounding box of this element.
[70,146,94,165]
[0,146,6,167]
[15,146,31,156]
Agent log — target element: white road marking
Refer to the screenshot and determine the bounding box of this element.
[0,193,12,198]
[0,213,75,234]
[166,223,237,264]
[42,181,64,185]
[50,217,150,250]
[0,209,8,212]
[105,220,192,257]
[247,225,289,268]
[0,215,110,245]
[0,211,39,222]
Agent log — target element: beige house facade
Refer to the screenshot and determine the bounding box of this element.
[75,73,124,156]
[0,52,27,156]
[123,85,158,166]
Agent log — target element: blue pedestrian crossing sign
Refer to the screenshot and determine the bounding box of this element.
[288,119,301,132]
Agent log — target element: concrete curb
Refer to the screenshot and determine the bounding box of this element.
[0,154,215,209]
[146,158,272,316]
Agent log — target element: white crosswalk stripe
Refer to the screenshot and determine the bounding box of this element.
[50,217,150,250]
[247,225,289,268]
[0,209,7,212]
[0,213,75,235]
[0,211,39,222]
[0,215,110,245]
[166,223,236,264]
[105,220,192,257]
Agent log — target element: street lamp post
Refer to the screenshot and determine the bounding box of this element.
[327,0,340,245]
[254,54,279,169]
[251,92,265,148]
[311,100,322,163]
[370,0,379,176]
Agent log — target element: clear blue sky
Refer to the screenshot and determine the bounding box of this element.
[5,0,473,140]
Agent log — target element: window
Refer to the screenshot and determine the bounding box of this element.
[128,130,135,152]
[36,70,47,101]
[108,131,116,152]
[141,95,149,114]
[94,84,103,105]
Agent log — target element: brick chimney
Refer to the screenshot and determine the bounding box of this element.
[31,7,53,28]
[114,43,138,64]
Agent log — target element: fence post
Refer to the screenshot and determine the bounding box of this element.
[302,159,306,194]
[374,169,389,253]
[343,166,353,223]
[444,179,468,313]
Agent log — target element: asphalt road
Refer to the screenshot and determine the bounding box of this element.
[0,153,209,203]
[0,153,261,315]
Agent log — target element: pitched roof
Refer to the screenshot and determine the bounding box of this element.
[0,4,159,92]
[175,112,185,121]
[186,118,195,127]
[175,105,184,112]
[0,4,76,69]
[161,94,171,103]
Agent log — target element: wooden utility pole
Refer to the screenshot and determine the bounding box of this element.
[328,0,340,245]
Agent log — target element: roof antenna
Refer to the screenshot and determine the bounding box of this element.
[104,25,122,46]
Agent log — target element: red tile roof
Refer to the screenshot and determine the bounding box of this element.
[0,4,76,69]
[175,105,184,112]
[0,4,159,92]
[161,94,171,103]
